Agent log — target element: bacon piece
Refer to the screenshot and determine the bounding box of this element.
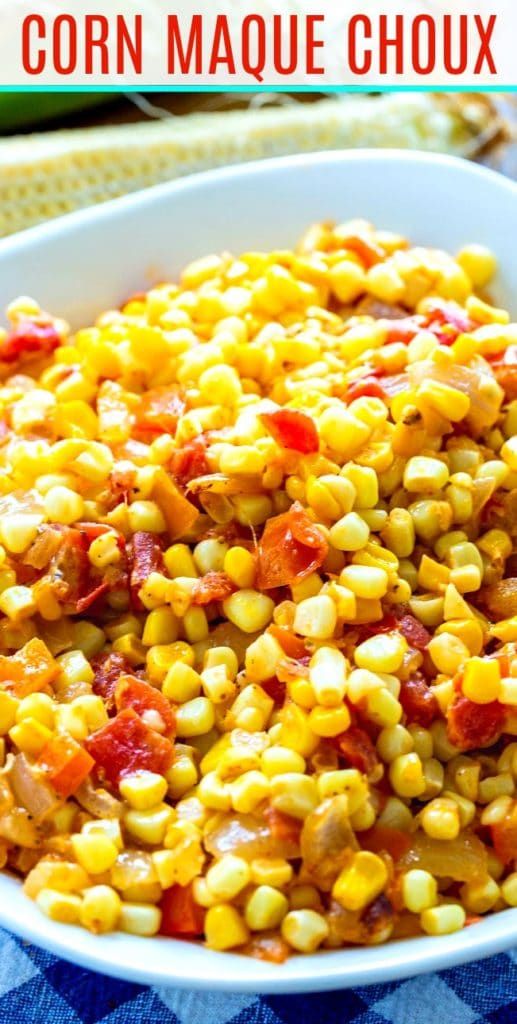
[85,708,174,787]
[92,651,134,710]
[345,376,387,403]
[129,531,164,610]
[260,677,287,705]
[115,675,175,736]
[396,614,431,651]
[191,571,235,606]
[134,386,185,438]
[334,726,379,776]
[257,501,328,590]
[399,674,439,727]
[0,321,61,363]
[261,409,319,454]
[170,436,210,489]
[36,735,94,799]
[447,696,506,752]
[159,883,205,937]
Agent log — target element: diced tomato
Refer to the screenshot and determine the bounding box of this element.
[334,726,379,776]
[129,531,164,610]
[257,501,328,590]
[447,696,506,752]
[0,321,61,363]
[134,386,186,438]
[362,825,412,862]
[491,801,517,864]
[260,409,319,454]
[159,883,205,937]
[268,625,308,661]
[396,613,431,651]
[170,436,210,489]
[340,233,385,268]
[384,316,425,345]
[345,376,387,403]
[115,675,175,736]
[85,708,174,786]
[261,677,287,705]
[36,734,94,798]
[399,675,439,728]
[191,571,235,606]
[263,804,302,845]
[356,613,398,643]
[92,651,134,710]
[0,637,58,697]
[492,363,517,401]
[422,299,476,344]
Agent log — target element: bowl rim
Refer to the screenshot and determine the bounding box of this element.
[0,148,515,991]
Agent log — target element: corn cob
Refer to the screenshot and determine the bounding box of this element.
[0,93,500,238]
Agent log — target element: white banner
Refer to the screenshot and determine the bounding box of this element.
[0,0,514,87]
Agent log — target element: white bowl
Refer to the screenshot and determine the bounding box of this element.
[0,151,515,992]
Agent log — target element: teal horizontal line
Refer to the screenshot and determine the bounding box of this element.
[0,84,515,93]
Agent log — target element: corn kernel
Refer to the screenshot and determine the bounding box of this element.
[332,851,388,911]
[281,909,329,953]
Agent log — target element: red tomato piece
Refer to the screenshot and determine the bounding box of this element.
[115,674,175,736]
[334,726,379,776]
[384,316,425,345]
[191,571,235,606]
[345,377,387,403]
[361,825,412,862]
[396,614,431,652]
[260,677,287,705]
[134,386,186,438]
[37,735,94,798]
[447,696,506,752]
[85,708,174,786]
[0,321,61,363]
[422,299,476,344]
[129,531,165,610]
[399,674,439,728]
[492,363,517,401]
[170,436,210,489]
[340,233,385,268]
[159,883,205,937]
[92,651,134,710]
[260,409,319,454]
[491,801,517,864]
[268,625,308,661]
[256,501,328,590]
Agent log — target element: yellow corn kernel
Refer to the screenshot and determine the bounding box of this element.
[456,243,496,286]
[223,546,256,589]
[417,555,450,593]
[332,851,388,912]
[250,858,293,888]
[176,697,215,737]
[0,585,36,621]
[355,633,407,674]
[124,804,175,846]
[120,771,168,810]
[292,595,337,640]
[329,512,369,552]
[80,885,121,934]
[389,753,426,798]
[319,406,372,460]
[309,703,351,738]
[72,833,119,874]
[308,646,347,708]
[0,513,43,554]
[501,873,517,907]
[270,773,319,819]
[198,770,232,810]
[142,608,179,647]
[245,885,289,931]
[223,589,274,633]
[276,703,318,757]
[281,909,329,953]
[205,904,249,950]
[428,633,470,675]
[340,565,388,600]
[165,754,198,799]
[460,876,500,915]
[478,773,514,804]
[162,661,201,704]
[43,485,84,525]
[377,724,414,763]
[316,770,368,813]
[9,717,52,756]
[0,692,19,735]
[16,693,55,730]
[244,633,283,685]
[200,665,236,705]
[204,646,239,679]
[36,888,82,925]
[261,746,306,777]
[119,902,162,936]
[462,657,501,704]
[230,771,270,813]
[71,621,106,658]
[402,869,438,913]
[205,854,251,901]
[421,797,461,840]
[420,904,466,935]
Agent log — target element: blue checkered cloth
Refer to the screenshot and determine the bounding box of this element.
[0,928,515,1024]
